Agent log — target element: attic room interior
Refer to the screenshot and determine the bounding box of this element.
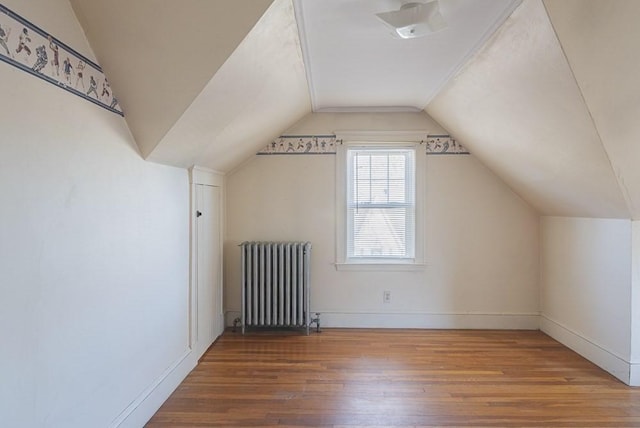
[2,0,640,426]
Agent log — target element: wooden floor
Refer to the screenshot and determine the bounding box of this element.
[147,329,640,427]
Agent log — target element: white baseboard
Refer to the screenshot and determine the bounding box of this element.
[540,315,631,385]
[110,349,197,428]
[225,311,539,330]
[629,363,640,386]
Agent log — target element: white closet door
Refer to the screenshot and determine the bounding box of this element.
[195,184,222,359]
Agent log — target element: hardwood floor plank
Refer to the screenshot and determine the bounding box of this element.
[147,329,640,427]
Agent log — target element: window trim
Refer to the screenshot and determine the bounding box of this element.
[335,136,426,271]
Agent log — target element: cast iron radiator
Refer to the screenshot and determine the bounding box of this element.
[240,241,312,334]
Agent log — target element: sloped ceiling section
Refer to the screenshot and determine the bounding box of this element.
[426,0,629,218]
[544,0,640,220]
[70,0,274,158]
[150,0,311,172]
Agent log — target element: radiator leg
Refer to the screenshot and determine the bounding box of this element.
[310,312,321,334]
[233,317,241,333]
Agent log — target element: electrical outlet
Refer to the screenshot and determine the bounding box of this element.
[383,290,391,304]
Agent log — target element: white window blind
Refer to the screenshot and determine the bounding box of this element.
[346,147,416,260]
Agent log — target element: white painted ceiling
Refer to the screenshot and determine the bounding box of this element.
[68,0,640,219]
[296,0,522,111]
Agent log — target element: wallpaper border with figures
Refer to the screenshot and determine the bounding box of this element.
[257,135,469,155]
[258,135,339,155]
[0,3,123,116]
[424,135,469,155]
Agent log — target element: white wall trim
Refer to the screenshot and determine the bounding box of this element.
[225,310,539,330]
[110,348,196,428]
[540,314,632,385]
[190,166,224,186]
[630,364,640,386]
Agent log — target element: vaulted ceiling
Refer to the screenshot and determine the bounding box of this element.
[70,0,640,219]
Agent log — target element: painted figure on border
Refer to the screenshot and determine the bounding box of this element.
[75,60,85,89]
[32,44,47,72]
[48,35,59,76]
[101,78,110,100]
[0,23,11,57]
[15,28,31,60]
[62,56,74,84]
[87,75,98,98]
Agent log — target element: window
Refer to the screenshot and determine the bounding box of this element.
[347,148,415,259]
[336,140,424,270]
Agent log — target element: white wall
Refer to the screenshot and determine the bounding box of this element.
[540,216,632,383]
[0,1,191,426]
[225,113,539,329]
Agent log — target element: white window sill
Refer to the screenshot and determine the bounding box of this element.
[334,262,426,272]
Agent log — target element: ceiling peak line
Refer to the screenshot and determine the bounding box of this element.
[316,106,422,113]
[292,0,318,111]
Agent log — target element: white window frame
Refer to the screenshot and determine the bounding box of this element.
[335,134,426,271]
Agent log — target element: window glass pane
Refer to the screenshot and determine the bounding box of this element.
[370,179,388,203]
[354,179,370,203]
[355,154,370,180]
[370,154,388,180]
[352,207,407,257]
[388,180,405,203]
[388,155,405,179]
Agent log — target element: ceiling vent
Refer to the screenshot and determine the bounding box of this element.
[376,0,448,39]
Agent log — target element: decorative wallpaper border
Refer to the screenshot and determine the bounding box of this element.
[258,134,469,155]
[0,3,123,116]
[425,135,469,155]
[257,135,338,155]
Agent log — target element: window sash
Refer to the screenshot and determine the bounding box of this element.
[346,148,416,260]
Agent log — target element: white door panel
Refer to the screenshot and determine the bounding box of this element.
[195,184,222,359]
